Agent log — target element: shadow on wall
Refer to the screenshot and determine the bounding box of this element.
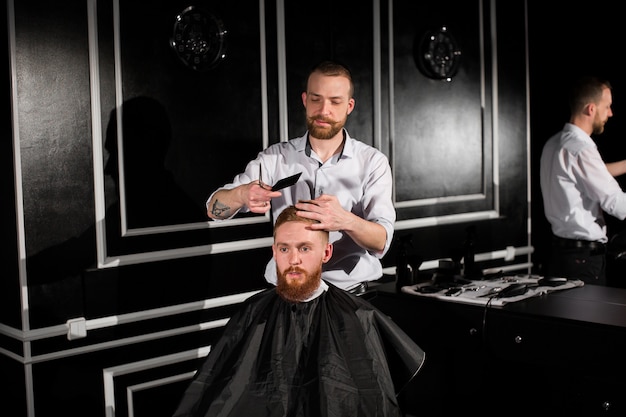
[104,96,208,229]
[26,97,210,327]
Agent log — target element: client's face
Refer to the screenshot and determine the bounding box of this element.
[273,221,332,302]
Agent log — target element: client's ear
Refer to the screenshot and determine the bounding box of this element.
[322,243,333,263]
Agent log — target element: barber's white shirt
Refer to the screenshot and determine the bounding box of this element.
[208,130,395,290]
[540,123,626,243]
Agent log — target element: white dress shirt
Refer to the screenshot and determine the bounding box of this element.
[540,123,626,243]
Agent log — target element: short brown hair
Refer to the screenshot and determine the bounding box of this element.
[307,60,354,98]
[273,205,328,243]
[569,76,612,114]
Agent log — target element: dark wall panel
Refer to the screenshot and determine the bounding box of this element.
[283,0,375,144]
[15,1,95,257]
[392,0,487,202]
[99,0,271,229]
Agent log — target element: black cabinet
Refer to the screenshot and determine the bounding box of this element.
[484,310,625,415]
[370,283,626,416]
[371,287,486,414]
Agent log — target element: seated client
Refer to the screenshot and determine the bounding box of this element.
[172,205,425,417]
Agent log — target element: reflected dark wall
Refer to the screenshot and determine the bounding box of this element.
[528,1,626,286]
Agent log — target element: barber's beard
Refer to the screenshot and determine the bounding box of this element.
[306,116,345,139]
[276,265,322,302]
[592,117,607,135]
[592,124,605,135]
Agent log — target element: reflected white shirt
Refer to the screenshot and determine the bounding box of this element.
[208,129,396,290]
[539,123,626,243]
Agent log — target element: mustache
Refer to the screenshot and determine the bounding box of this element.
[285,267,307,274]
[311,116,337,124]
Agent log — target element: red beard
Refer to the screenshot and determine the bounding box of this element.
[276,265,322,302]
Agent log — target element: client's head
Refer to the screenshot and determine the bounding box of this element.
[273,205,332,302]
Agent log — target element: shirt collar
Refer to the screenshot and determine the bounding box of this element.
[563,122,594,143]
[304,129,351,161]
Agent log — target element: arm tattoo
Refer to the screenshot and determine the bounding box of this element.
[211,199,232,219]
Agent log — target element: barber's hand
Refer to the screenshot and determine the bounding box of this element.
[295,195,351,232]
[245,181,281,213]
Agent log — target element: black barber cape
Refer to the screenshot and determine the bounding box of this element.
[172,282,425,417]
